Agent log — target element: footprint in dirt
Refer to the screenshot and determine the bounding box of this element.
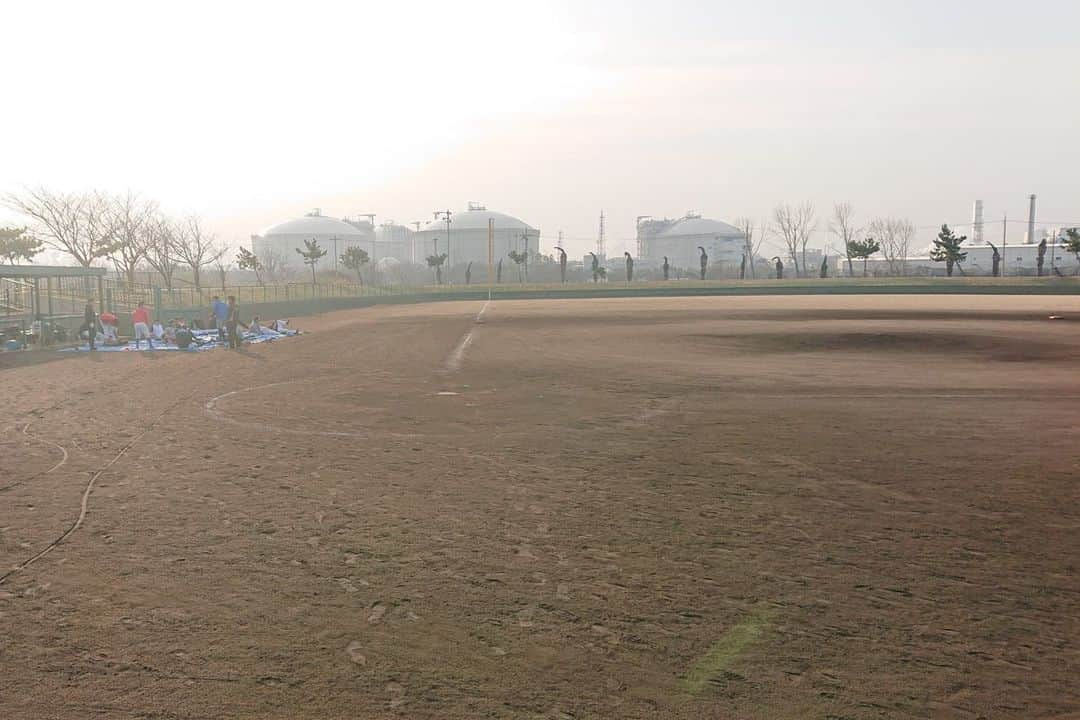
[556,583,571,601]
[337,578,368,593]
[386,681,406,708]
[368,604,387,623]
[345,640,366,666]
[516,607,536,628]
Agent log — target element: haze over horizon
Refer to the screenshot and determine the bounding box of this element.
[2,0,1078,260]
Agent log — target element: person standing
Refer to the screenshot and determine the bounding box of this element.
[83,300,98,351]
[226,295,241,349]
[211,295,228,342]
[132,301,154,350]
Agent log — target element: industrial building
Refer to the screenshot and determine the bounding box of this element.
[373,222,415,263]
[251,210,421,270]
[636,212,746,269]
[413,203,540,268]
[251,210,373,271]
[832,231,1076,277]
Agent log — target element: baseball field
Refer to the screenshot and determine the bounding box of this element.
[2,294,1078,719]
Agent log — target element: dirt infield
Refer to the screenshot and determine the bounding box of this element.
[2,295,1079,719]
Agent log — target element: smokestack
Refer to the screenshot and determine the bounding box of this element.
[972,200,984,244]
[1027,194,1037,244]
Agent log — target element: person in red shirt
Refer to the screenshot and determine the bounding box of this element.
[132,301,154,350]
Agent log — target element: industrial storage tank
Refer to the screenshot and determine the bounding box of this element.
[637,212,745,270]
[414,202,540,269]
[373,222,415,264]
[251,209,373,271]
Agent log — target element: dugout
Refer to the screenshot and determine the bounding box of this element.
[0,265,108,346]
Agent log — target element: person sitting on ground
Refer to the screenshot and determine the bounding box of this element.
[152,320,166,341]
[162,319,179,344]
[175,324,195,349]
[248,315,265,334]
[99,312,120,345]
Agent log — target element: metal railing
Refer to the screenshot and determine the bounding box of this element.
[154,281,404,310]
[1,278,33,315]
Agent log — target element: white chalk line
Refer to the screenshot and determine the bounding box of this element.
[204,380,420,439]
[0,422,69,494]
[208,294,495,434]
[444,332,474,373]
[443,292,492,374]
[1,404,179,585]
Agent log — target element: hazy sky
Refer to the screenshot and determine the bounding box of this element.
[2,0,1078,259]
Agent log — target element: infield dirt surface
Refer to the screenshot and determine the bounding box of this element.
[2,295,1079,719]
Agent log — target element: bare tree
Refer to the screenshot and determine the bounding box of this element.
[867,219,893,275]
[773,202,816,277]
[107,191,157,284]
[257,246,292,282]
[3,188,118,267]
[174,215,222,290]
[144,214,181,290]
[893,219,915,277]
[213,244,233,292]
[830,203,861,277]
[735,218,768,278]
[869,218,916,276]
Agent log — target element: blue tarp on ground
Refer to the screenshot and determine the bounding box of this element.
[60,328,301,353]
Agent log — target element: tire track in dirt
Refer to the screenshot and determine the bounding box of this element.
[0,423,69,494]
[0,402,181,585]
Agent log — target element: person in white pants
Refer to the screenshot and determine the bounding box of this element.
[132,301,154,350]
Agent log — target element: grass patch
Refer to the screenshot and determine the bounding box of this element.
[681,610,771,695]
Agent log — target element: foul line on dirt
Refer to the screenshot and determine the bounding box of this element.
[0,423,69,494]
[206,294,494,435]
[444,291,492,373]
[0,403,180,585]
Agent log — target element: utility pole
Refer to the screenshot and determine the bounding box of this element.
[434,210,452,276]
[521,230,530,283]
[1001,214,1007,277]
[597,210,606,261]
[635,215,652,259]
[557,230,563,250]
[411,221,422,263]
[488,218,494,286]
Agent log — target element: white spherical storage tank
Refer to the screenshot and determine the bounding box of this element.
[251,210,372,270]
[639,212,745,270]
[414,203,540,270]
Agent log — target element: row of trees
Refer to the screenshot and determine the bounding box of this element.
[720,203,920,279]
[9,189,1078,285]
[3,188,231,289]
